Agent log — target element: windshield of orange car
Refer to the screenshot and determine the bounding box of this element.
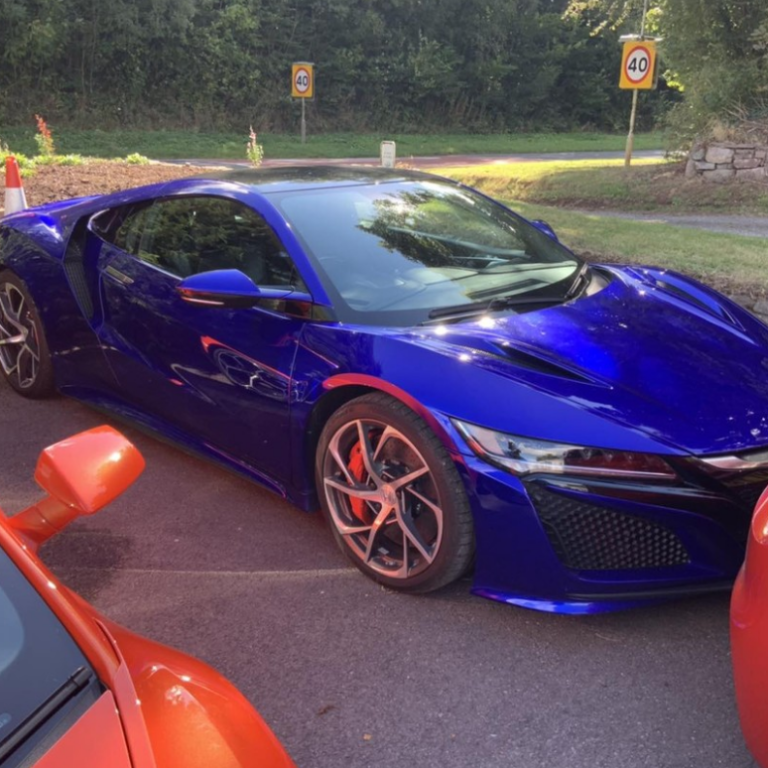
[0,550,100,765]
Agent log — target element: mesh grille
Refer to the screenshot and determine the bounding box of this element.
[527,483,690,571]
[728,482,766,514]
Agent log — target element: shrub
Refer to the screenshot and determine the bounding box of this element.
[33,114,55,157]
[246,127,264,167]
[124,153,150,165]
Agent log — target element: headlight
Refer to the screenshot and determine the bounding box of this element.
[453,420,676,480]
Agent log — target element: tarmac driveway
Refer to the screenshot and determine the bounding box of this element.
[0,378,756,768]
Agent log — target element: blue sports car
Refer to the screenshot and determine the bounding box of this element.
[2,166,768,613]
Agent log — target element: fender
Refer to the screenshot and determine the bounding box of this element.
[322,372,468,459]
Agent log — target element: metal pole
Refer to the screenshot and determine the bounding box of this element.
[301,99,306,144]
[624,0,650,168]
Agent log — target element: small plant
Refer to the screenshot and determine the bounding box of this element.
[246,126,264,167]
[33,114,55,157]
[124,153,150,165]
[57,154,85,166]
[0,142,36,176]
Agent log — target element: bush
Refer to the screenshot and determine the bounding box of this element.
[124,153,150,165]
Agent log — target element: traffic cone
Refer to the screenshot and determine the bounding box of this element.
[4,156,27,215]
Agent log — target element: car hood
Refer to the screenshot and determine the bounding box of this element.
[315,265,768,457]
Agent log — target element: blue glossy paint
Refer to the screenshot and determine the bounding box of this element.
[1,166,766,613]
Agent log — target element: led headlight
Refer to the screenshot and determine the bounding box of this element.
[453,420,676,480]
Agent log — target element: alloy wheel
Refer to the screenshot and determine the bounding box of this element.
[322,418,444,580]
[0,282,41,390]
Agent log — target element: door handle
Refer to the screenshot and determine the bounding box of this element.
[104,265,135,286]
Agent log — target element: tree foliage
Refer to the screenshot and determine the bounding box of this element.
[0,0,673,131]
[566,0,768,142]
[658,0,768,141]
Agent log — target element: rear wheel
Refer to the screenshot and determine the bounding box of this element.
[316,393,475,592]
[0,272,55,398]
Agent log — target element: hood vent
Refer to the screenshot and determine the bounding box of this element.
[654,278,737,323]
[494,344,593,383]
[624,267,742,330]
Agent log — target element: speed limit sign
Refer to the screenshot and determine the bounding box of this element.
[619,41,657,90]
[292,62,314,99]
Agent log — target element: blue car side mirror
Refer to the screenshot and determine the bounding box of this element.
[178,269,288,309]
[531,220,559,242]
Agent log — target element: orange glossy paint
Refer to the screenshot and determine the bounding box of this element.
[34,425,146,515]
[34,692,133,768]
[1,426,297,768]
[731,487,768,768]
[9,426,145,552]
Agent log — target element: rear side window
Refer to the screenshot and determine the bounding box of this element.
[90,203,153,254]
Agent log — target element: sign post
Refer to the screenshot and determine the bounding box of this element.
[620,0,655,168]
[291,62,315,144]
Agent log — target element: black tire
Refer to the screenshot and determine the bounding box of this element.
[0,271,55,398]
[315,392,475,593]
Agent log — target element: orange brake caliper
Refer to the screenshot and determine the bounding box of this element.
[347,441,369,522]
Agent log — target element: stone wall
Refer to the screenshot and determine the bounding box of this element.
[685,143,767,183]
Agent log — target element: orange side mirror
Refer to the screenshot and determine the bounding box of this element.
[8,426,145,550]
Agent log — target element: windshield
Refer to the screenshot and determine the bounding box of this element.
[272,179,581,326]
[0,547,97,765]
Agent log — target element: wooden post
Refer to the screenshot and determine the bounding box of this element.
[624,0,650,168]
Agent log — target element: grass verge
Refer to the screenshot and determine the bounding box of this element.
[0,128,663,160]
[508,200,768,300]
[442,160,768,215]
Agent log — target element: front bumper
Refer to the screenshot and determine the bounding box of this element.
[458,451,757,614]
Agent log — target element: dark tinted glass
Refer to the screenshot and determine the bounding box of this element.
[0,549,94,754]
[90,203,152,253]
[273,180,580,326]
[137,196,307,289]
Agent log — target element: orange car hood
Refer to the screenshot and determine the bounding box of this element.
[34,691,132,768]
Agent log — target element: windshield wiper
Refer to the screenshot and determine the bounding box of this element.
[423,293,564,324]
[563,263,590,301]
[0,667,93,761]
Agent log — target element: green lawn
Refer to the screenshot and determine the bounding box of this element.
[442,160,768,215]
[0,128,664,160]
[506,200,768,298]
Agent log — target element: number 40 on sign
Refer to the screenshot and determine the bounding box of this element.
[619,40,657,90]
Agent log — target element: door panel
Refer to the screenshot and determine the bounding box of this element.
[97,249,301,488]
[93,195,310,489]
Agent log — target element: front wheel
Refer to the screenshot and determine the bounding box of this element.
[316,393,475,593]
[0,272,55,398]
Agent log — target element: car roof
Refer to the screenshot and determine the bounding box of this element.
[192,165,451,194]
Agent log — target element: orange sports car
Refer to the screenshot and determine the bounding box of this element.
[731,484,768,767]
[0,425,295,768]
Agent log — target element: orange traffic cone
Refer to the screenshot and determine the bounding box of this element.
[4,156,27,215]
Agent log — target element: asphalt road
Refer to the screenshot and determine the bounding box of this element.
[177,149,666,169]
[0,377,757,768]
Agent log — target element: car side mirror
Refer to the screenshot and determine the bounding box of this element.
[7,426,145,551]
[177,269,268,309]
[531,220,559,242]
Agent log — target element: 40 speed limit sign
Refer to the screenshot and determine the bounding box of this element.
[619,40,657,90]
[291,62,315,99]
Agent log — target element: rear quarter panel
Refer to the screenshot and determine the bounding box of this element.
[0,206,113,391]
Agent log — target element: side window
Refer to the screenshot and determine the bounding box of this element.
[90,203,153,254]
[138,196,308,290]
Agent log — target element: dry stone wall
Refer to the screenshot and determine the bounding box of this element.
[686,143,767,182]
